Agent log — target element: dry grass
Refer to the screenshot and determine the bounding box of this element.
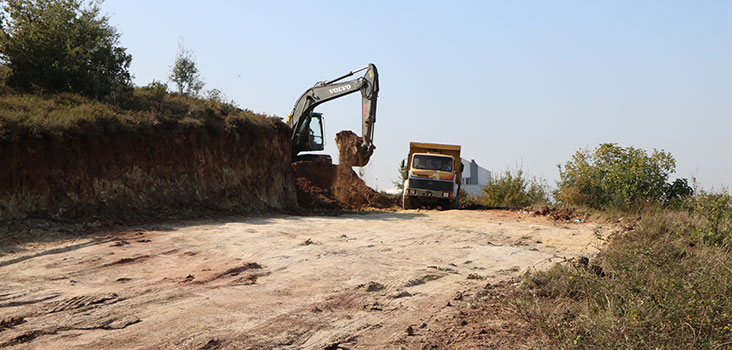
[515,209,732,349]
[0,89,279,141]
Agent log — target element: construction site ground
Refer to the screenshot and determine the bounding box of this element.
[0,210,608,349]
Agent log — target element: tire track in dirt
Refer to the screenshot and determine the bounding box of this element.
[0,210,609,349]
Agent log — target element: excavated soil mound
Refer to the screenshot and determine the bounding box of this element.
[292,160,391,210]
[291,161,339,209]
[292,130,390,210]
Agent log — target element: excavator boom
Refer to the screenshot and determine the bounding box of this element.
[287,64,379,166]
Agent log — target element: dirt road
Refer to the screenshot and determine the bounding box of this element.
[0,210,607,349]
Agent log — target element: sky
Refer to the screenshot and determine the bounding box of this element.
[101,1,732,192]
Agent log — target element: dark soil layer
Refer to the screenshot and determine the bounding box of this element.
[0,120,297,221]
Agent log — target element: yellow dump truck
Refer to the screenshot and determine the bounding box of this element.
[402,142,463,209]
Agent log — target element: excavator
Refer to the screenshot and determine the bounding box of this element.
[286,63,379,167]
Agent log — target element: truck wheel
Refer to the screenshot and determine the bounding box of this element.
[402,195,412,210]
[440,199,451,210]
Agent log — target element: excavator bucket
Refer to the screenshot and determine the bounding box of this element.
[335,131,374,167]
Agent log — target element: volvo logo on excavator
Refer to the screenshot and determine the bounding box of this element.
[329,84,352,95]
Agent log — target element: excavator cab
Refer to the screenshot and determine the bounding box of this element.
[307,113,324,151]
[294,112,325,152]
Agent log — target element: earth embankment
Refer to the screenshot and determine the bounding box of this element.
[0,119,297,220]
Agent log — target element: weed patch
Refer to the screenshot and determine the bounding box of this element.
[516,210,732,349]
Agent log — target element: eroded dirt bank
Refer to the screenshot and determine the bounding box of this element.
[0,120,297,220]
[0,210,608,349]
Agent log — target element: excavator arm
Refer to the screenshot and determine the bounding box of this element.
[287,64,379,166]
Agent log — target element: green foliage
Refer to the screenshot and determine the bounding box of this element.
[169,40,204,96]
[664,178,694,208]
[392,160,407,191]
[688,189,732,247]
[517,210,732,349]
[0,0,132,99]
[204,88,238,114]
[458,187,481,207]
[0,64,10,92]
[482,169,548,208]
[142,80,169,100]
[556,143,691,211]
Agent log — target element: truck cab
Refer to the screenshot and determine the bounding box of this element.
[402,143,463,209]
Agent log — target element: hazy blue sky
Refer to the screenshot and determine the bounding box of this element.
[101,1,732,192]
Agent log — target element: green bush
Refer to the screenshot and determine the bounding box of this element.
[556,143,692,211]
[482,169,548,208]
[142,80,169,100]
[0,0,132,99]
[688,190,732,247]
[517,210,732,349]
[0,64,11,92]
[170,40,204,97]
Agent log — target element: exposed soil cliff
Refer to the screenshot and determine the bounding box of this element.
[0,120,297,220]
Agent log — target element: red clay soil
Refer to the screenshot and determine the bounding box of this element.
[291,130,391,210]
[334,130,374,168]
[292,160,391,210]
[412,280,546,349]
[291,161,340,209]
[0,120,297,221]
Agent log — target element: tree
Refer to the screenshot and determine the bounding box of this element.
[169,39,204,96]
[392,159,407,192]
[556,143,690,211]
[0,0,132,98]
[482,169,548,208]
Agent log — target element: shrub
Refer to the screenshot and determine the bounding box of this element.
[169,39,204,97]
[205,88,238,114]
[0,0,132,99]
[0,64,10,92]
[556,143,692,211]
[688,189,732,247]
[142,80,169,100]
[483,169,548,208]
[458,187,482,207]
[392,160,408,193]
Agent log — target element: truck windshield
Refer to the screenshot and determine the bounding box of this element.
[412,155,453,172]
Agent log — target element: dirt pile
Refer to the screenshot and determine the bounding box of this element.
[534,206,587,221]
[292,160,391,210]
[291,161,339,209]
[334,131,389,209]
[291,130,391,210]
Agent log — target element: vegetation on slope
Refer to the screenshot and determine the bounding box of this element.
[0,87,277,141]
[510,144,732,349]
